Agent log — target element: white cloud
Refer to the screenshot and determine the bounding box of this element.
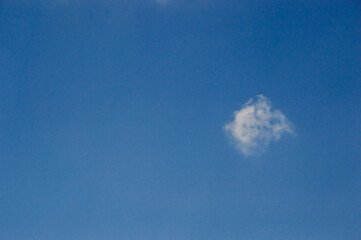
[224,95,294,156]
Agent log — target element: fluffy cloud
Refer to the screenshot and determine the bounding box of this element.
[224,95,294,156]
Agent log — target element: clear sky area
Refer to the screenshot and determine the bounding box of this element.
[1,0,360,239]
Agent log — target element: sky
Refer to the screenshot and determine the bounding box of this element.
[0,0,361,239]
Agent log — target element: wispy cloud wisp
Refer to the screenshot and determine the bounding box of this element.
[224,95,294,156]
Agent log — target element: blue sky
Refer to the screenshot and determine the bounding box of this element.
[1,0,361,239]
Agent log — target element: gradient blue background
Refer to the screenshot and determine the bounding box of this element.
[1,0,361,239]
